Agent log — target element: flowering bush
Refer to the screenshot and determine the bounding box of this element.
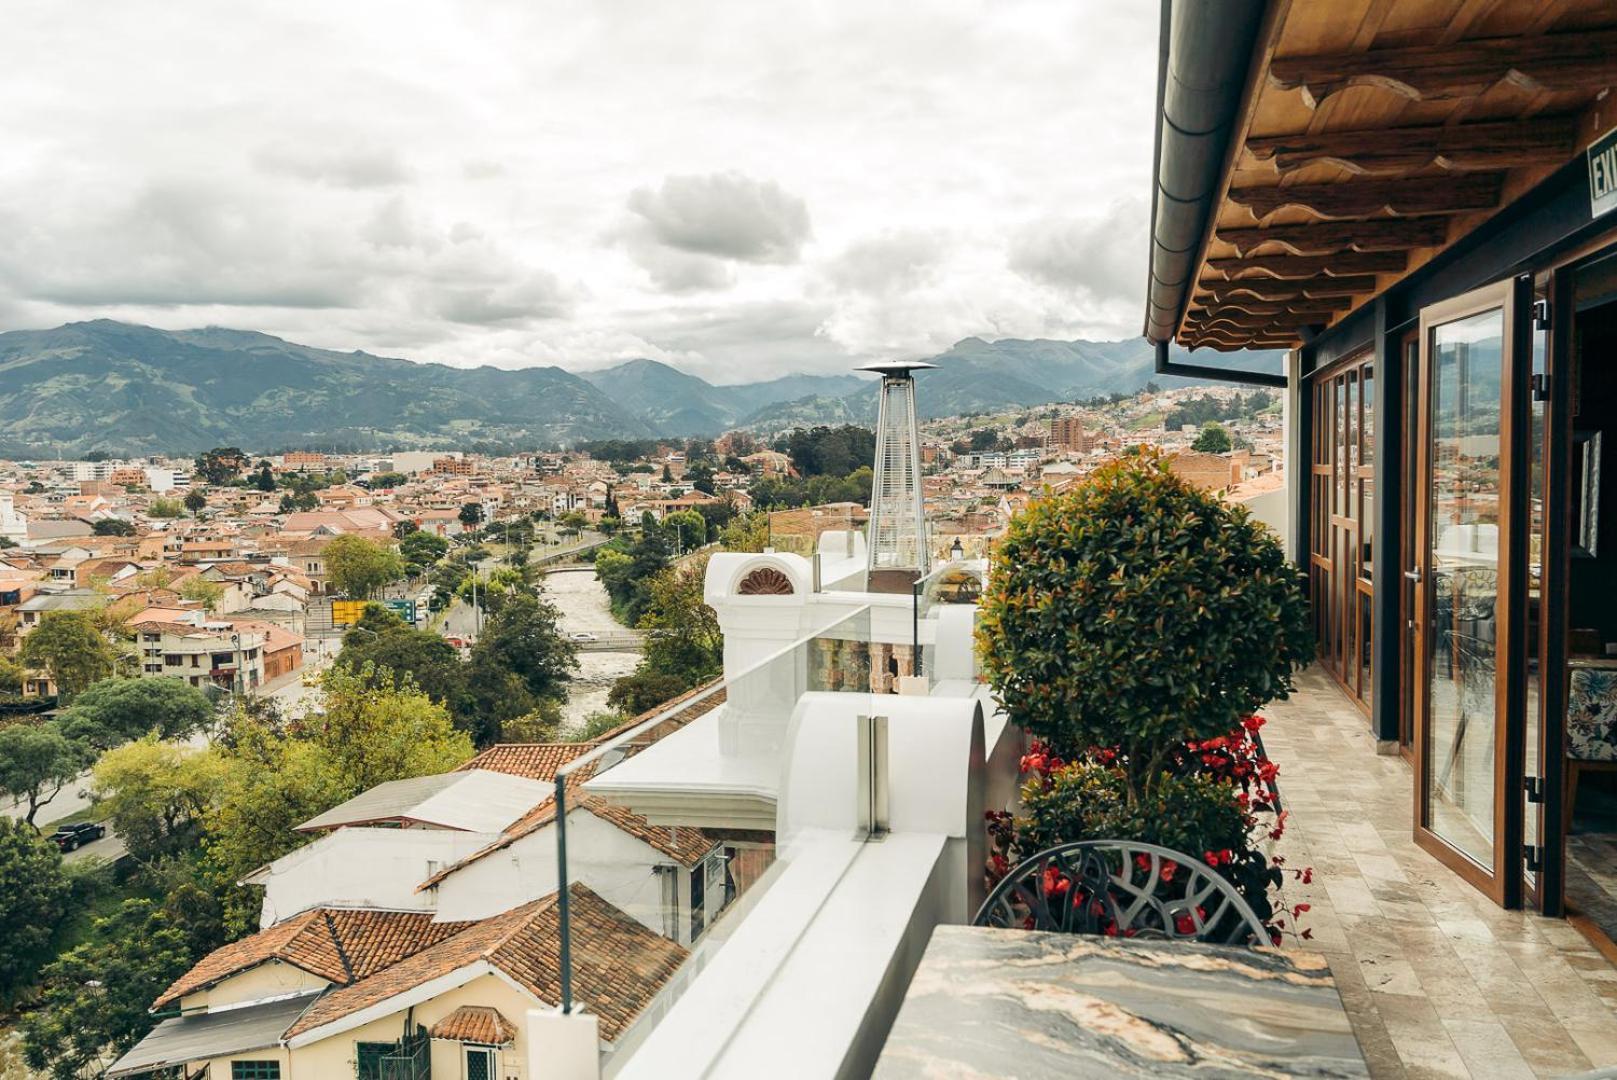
[977,450,1311,801]
[987,716,1313,942]
[976,451,1313,940]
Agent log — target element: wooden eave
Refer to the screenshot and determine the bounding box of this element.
[1175,0,1617,352]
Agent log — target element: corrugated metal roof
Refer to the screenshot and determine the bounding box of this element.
[295,769,550,834]
[106,993,314,1076]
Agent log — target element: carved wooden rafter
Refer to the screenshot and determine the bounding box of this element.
[1268,29,1617,109]
[1191,296,1350,319]
[1215,218,1448,257]
[1230,172,1502,222]
[1245,116,1578,176]
[1198,274,1379,304]
[737,566,794,596]
[1204,251,1407,280]
[1183,336,1298,352]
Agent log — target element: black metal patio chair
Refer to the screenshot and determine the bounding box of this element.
[972,839,1270,945]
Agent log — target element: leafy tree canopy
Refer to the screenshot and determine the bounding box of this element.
[324,534,405,599]
[91,518,136,536]
[59,676,215,752]
[1191,422,1233,454]
[20,611,117,702]
[20,899,194,1079]
[0,818,70,1002]
[192,447,247,486]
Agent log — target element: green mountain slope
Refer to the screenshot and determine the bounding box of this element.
[0,321,652,456]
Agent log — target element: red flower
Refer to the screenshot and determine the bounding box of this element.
[1242,715,1265,733]
[1174,914,1196,935]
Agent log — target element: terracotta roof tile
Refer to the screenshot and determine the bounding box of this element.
[154,909,470,1009]
[429,1005,517,1045]
[455,742,593,782]
[286,886,684,1044]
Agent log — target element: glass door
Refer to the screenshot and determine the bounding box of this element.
[1413,280,1529,903]
[1309,350,1375,713]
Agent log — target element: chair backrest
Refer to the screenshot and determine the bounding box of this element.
[973,839,1270,946]
[1568,662,1617,763]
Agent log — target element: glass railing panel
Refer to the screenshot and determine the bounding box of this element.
[551,606,875,1058]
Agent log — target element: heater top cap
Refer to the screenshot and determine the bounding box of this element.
[854,361,937,377]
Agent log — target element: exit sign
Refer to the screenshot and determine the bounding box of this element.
[1591,126,1617,219]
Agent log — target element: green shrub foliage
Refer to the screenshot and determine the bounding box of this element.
[978,450,1310,787]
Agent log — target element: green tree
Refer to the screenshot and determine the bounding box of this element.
[20,899,194,1079]
[606,672,687,717]
[1191,422,1233,454]
[90,738,227,862]
[58,676,215,752]
[719,512,770,552]
[147,496,183,519]
[0,818,70,1001]
[664,508,707,550]
[0,655,21,694]
[325,534,406,599]
[400,529,450,574]
[459,502,485,527]
[91,518,136,537]
[469,592,576,707]
[182,490,207,517]
[252,462,276,491]
[21,611,117,702]
[178,575,225,611]
[336,606,468,716]
[0,724,89,827]
[634,554,721,691]
[193,447,247,486]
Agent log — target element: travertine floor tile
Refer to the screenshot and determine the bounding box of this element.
[1262,667,1617,1078]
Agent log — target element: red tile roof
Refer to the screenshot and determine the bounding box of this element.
[285,886,684,1043]
[154,909,470,1009]
[456,742,593,782]
[429,1005,517,1045]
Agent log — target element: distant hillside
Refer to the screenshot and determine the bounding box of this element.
[0,321,1284,455]
[578,359,865,436]
[0,321,656,456]
[740,337,1285,432]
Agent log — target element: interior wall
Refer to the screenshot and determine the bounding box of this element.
[1569,299,1617,644]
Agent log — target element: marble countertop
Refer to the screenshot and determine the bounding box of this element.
[874,925,1367,1079]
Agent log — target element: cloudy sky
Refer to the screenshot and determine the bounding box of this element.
[1,2,1158,383]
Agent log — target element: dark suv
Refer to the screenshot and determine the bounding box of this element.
[49,822,106,852]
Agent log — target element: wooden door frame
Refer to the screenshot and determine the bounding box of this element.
[1411,277,1531,908]
[1310,348,1376,714]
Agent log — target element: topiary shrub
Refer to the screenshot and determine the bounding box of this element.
[977,449,1311,795]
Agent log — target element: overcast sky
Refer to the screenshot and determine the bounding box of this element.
[1,2,1157,383]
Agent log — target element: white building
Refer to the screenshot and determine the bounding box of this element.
[136,620,267,692]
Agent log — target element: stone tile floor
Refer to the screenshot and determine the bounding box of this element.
[1263,667,1617,1079]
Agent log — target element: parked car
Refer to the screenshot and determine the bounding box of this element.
[569,631,599,643]
[50,822,106,852]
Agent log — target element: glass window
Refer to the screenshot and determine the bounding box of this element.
[231,1062,281,1080]
[1424,307,1504,869]
[355,1042,392,1080]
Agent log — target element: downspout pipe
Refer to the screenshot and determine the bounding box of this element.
[1143,0,1267,348]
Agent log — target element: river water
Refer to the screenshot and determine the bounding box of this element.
[541,569,639,726]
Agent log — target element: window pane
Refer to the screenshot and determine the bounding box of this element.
[1424,308,1503,869]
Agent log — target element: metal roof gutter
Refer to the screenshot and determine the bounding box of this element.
[1143,0,1284,389]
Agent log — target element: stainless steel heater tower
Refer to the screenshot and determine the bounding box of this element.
[859,360,934,593]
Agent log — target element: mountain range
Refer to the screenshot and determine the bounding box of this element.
[0,320,1283,456]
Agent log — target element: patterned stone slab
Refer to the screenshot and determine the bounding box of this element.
[874,925,1368,1078]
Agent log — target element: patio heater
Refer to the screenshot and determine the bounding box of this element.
[859,361,935,594]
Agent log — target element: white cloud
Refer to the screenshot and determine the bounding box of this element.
[0,1,1159,377]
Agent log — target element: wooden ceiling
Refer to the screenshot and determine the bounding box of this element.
[1178,0,1617,352]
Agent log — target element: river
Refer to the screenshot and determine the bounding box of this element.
[541,569,640,727]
